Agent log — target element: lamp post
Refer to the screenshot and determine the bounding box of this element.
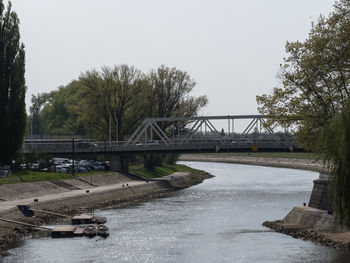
[72,138,75,177]
[109,116,111,147]
[31,119,33,151]
[116,117,118,146]
[104,139,107,172]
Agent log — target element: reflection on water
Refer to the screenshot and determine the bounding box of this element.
[3,162,350,262]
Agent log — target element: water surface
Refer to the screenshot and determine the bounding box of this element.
[3,162,350,262]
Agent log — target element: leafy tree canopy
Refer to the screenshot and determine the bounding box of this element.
[257,0,350,152]
[256,0,350,226]
[35,65,208,141]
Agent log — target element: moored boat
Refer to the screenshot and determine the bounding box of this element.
[83,225,97,237]
[97,224,109,237]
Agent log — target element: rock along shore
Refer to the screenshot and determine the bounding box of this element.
[0,170,213,254]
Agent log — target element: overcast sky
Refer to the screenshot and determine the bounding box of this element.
[12,0,334,118]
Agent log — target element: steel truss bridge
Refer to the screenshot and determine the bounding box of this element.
[23,115,299,155]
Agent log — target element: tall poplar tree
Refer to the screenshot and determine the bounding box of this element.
[0,1,26,165]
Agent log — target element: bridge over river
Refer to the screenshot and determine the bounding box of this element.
[23,115,300,171]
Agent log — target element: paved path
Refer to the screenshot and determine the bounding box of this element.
[0,180,147,214]
[0,172,192,214]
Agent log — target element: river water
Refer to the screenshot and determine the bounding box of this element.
[3,161,350,262]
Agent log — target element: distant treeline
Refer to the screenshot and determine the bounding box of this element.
[28,65,208,141]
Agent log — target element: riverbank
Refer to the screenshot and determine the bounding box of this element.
[179,153,327,172]
[0,170,213,253]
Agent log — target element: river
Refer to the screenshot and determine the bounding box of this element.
[3,161,350,262]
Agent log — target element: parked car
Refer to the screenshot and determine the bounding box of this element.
[136,140,159,146]
[55,166,67,173]
[53,158,70,165]
[231,138,251,144]
[76,142,97,150]
[0,170,10,178]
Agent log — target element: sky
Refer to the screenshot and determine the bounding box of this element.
[11,0,335,119]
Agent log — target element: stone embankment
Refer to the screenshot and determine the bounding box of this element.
[0,171,213,253]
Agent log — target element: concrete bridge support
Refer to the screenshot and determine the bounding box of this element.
[110,154,129,172]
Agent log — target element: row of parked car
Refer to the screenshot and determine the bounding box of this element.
[53,158,108,174]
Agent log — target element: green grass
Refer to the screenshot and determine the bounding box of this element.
[184,152,319,159]
[130,164,200,178]
[0,170,113,185]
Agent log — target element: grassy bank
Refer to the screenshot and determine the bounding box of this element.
[0,164,200,185]
[130,164,202,178]
[0,170,113,185]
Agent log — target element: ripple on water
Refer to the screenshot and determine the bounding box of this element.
[3,161,350,263]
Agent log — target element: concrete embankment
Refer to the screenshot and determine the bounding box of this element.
[0,171,213,253]
[263,206,350,250]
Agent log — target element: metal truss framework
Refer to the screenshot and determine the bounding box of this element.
[125,115,293,146]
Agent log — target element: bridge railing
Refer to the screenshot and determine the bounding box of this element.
[23,137,298,153]
[22,115,299,153]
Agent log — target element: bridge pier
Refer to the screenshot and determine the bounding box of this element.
[110,154,128,173]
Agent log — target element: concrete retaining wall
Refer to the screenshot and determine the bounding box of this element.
[308,179,333,212]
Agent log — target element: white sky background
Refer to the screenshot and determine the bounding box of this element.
[12,0,334,120]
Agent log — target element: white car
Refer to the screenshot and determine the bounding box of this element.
[136,140,159,146]
[231,138,251,144]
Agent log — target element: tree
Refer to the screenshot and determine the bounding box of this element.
[149,65,208,119]
[36,64,208,144]
[256,0,350,225]
[40,82,85,135]
[148,65,208,134]
[29,92,52,135]
[0,1,26,165]
[78,65,146,140]
[257,0,350,151]
[323,98,350,226]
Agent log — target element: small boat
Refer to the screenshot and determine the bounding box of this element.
[93,216,107,225]
[83,225,97,237]
[97,224,109,237]
[72,214,107,225]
